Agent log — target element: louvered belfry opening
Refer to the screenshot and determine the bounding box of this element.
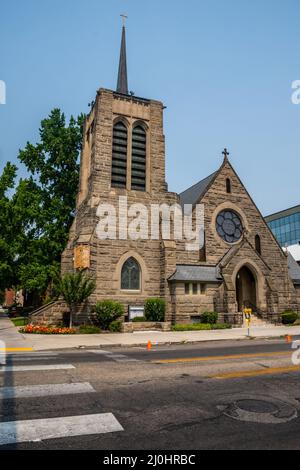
[111,121,128,188]
[131,125,147,191]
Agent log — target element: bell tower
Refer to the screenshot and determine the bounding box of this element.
[77,19,169,208]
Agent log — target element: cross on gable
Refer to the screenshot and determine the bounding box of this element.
[222,148,230,159]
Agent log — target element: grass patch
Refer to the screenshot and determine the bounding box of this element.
[12,317,29,327]
[172,323,232,332]
[78,325,102,334]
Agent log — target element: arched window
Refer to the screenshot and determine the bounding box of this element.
[131,124,146,191]
[255,235,261,255]
[112,121,128,188]
[121,257,141,290]
[226,178,231,194]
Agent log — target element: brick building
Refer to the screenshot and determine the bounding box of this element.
[34,25,300,325]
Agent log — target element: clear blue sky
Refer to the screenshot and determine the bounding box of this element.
[1,0,299,215]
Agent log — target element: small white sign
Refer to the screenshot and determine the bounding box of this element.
[128,306,144,321]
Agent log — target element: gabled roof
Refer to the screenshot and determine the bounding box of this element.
[179,171,218,207]
[168,265,223,283]
[288,253,300,285]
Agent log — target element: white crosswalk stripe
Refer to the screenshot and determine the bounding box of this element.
[0,353,125,446]
[6,352,58,357]
[89,350,113,355]
[0,382,96,399]
[6,354,59,362]
[0,414,124,445]
[90,350,140,363]
[0,364,75,372]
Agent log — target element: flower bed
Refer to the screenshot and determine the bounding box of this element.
[20,324,76,335]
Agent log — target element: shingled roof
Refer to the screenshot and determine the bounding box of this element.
[179,171,218,207]
[168,265,223,283]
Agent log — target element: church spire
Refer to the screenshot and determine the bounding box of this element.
[116,15,129,95]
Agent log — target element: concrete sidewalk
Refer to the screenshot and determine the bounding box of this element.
[0,313,33,350]
[17,324,300,351]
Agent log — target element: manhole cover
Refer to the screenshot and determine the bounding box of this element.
[236,399,278,414]
[220,395,297,424]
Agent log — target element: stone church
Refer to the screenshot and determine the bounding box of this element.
[35,25,300,325]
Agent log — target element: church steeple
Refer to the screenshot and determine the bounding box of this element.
[116,16,129,95]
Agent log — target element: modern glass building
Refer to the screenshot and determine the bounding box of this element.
[265,205,300,262]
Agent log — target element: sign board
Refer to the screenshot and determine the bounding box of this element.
[128,306,145,321]
[244,308,252,320]
[74,245,90,270]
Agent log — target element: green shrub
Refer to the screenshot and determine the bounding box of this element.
[93,301,124,330]
[201,311,218,324]
[281,311,298,325]
[78,325,101,334]
[109,320,123,333]
[132,316,147,323]
[144,299,166,322]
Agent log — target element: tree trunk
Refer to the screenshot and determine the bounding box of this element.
[69,305,75,328]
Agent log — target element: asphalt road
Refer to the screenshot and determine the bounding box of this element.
[1,338,300,450]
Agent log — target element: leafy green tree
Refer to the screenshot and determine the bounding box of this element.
[0,163,17,291]
[13,109,85,303]
[54,270,96,327]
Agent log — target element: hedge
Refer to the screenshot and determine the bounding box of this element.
[172,323,232,332]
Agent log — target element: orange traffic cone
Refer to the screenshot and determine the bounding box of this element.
[147,341,152,351]
[286,335,293,344]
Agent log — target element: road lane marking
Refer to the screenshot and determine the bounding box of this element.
[6,353,59,362]
[113,358,140,363]
[0,364,75,372]
[6,357,58,362]
[152,351,290,364]
[0,382,95,399]
[0,413,124,446]
[90,351,140,363]
[89,350,113,355]
[0,348,33,352]
[212,365,300,380]
[6,352,58,357]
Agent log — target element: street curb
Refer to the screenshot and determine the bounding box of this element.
[29,335,291,352]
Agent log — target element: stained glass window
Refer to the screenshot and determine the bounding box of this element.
[121,257,141,290]
[216,210,243,244]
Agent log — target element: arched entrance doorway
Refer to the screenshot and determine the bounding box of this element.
[236,266,257,312]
